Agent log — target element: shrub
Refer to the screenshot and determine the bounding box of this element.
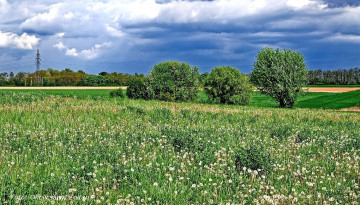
[126,78,150,100]
[205,66,252,105]
[234,145,272,176]
[125,106,146,115]
[80,75,106,86]
[147,61,199,101]
[250,48,308,108]
[109,89,125,98]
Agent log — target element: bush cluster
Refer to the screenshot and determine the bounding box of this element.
[125,61,252,105]
[126,78,150,100]
[147,61,200,102]
[124,47,308,107]
[109,89,125,98]
[205,66,252,105]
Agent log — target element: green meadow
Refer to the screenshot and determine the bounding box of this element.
[0,91,359,204]
[2,89,359,110]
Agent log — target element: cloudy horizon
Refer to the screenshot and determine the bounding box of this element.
[0,0,359,74]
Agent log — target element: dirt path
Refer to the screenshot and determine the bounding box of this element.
[305,87,360,92]
[0,86,127,90]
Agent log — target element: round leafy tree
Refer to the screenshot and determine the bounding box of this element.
[205,66,252,105]
[126,78,150,100]
[147,61,199,102]
[250,48,308,108]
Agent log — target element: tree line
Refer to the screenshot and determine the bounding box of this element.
[1,66,359,87]
[307,68,360,85]
[0,68,145,86]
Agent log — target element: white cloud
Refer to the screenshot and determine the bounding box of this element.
[327,33,360,43]
[18,0,328,33]
[64,12,74,19]
[0,0,8,9]
[286,0,326,10]
[2,0,360,71]
[54,41,111,59]
[54,42,66,50]
[0,30,39,49]
[106,25,125,37]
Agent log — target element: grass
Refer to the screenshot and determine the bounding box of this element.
[295,90,360,109]
[1,89,359,110]
[200,90,360,110]
[0,92,359,204]
[0,89,113,98]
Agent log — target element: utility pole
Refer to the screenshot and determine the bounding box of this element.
[35,49,41,86]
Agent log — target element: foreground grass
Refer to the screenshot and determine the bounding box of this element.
[0,92,359,204]
[0,89,112,98]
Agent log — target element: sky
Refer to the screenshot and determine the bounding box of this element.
[0,0,359,74]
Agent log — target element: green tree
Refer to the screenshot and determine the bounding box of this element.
[205,66,252,105]
[109,89,125,98]
[126,78,150,100]
[250,48,308,108]
[147,61,199,101]
[99,72,108,76]
[199,72,209,87]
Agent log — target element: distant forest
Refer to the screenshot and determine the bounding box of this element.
[0,68,145,86]
[0,67,359,86]
[307,67,360,85]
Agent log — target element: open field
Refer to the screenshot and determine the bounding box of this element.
[0,86,125,90]
[1,86,360,93]
[306,85,360,87]
[1,89,359,110]
[0,92,359,204]
[306,87,360,92]
[250,90,360,110]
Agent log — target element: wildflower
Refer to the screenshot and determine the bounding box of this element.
[153,182,158,187]
[69,188,77,193]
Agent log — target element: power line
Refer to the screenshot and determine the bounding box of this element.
[35,49,41,86]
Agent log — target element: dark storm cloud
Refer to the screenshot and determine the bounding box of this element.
[322,0,360,8]
[0,0,359,74]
